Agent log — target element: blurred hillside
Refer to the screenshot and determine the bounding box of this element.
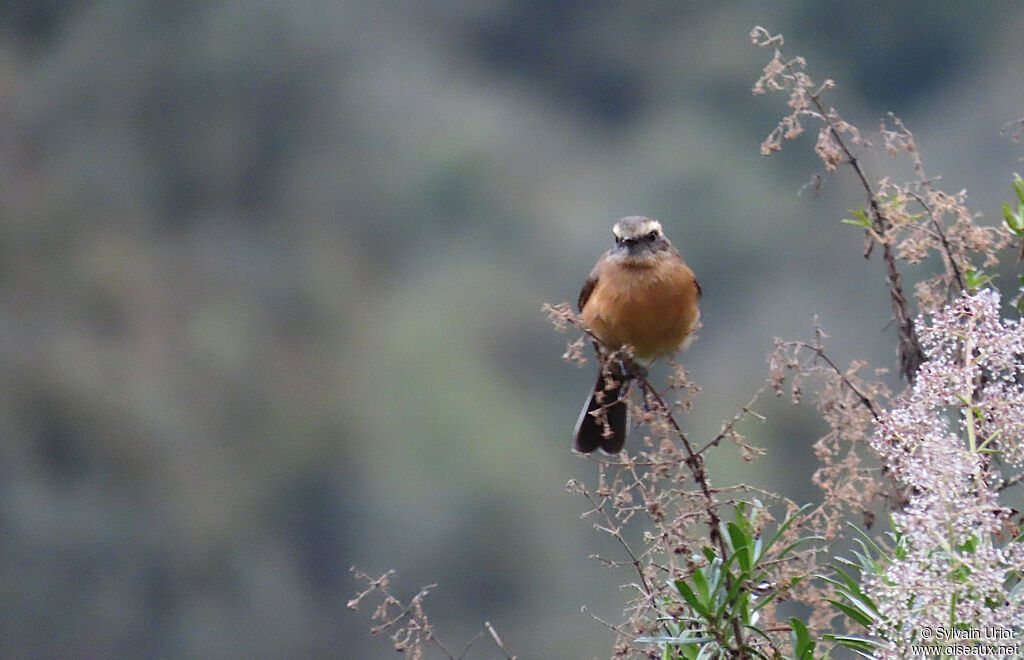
[1,2,1023,658]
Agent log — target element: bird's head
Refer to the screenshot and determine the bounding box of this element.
[611,216,673,265]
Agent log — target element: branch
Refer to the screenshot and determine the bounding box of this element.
[484,621,516,660]
[773,55,925,382]
[696,385,768,456]
[906,189,967,292]
[632,368,751,659]
[780,340,882,420]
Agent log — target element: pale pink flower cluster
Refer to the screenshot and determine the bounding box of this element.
[867,290,1024,650]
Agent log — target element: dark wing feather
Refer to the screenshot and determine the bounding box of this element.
[578,265,600,312]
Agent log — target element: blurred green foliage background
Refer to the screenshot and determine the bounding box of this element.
[1,2,1023,658]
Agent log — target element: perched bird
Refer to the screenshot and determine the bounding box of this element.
[573,217,701,453]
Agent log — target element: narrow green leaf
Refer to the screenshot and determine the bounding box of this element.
[674,579,711,619]
[846,523,889,565]
[1014,173,1024,202]
[716,573,748,619]
[828,565,861,594]
[773,536,824,566]
[790,617,814,658]
[635,633,713,645]
[1003,202,1022,231]
[727,522,753,573]
[825,599,874,628]
[846,205,871,227]
[757,503,814,565]
[824,634,887,653]
[692,567,710,606]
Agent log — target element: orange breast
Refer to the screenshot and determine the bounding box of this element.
[581,260,700,363]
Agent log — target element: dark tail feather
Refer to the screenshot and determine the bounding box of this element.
[573,362,629,453]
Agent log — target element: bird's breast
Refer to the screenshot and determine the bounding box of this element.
[581,260,700,362]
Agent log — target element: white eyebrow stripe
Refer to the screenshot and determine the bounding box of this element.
[636,220,662,235]
[613,219,662,238]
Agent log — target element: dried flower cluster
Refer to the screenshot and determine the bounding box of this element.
[768,329,890,540]
[866,291,1024,655]
[346,569,440,660]
[750,26,860,168]
[765,328,893,635]
[752,26,1015,382]
[870,118,1011,313]
[752,29,1012,316]
[347,568,516,660]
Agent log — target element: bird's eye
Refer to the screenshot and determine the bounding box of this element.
[646,231,658,241]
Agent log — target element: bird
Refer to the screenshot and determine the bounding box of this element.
[573,216,701,453]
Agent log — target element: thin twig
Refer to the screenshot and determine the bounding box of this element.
[633,369,750,659]
[455,631,485,660]
[906,189,967,292]
[484,621,517,660]
[791,63,925,381]
[781,340,881,420]
[578,480,669,637]
[580,604,631,636]
[999,470,1024,492]
[696,385,768,456]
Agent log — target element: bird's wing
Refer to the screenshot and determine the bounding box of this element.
[578,265,600,312]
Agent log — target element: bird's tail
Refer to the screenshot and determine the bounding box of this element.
[573,360,629,453]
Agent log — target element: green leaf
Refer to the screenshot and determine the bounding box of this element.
[950,562,972,581]
[635,633,713,645]
[831,556,863,576]
[1003,202,1022,232]
[825,634,887,655]
[846,523,889,561]
[1014,173,1024,203]
[828,565,861,593]
[674,579,711,619]
[703,560,725,612]
[758,503,814,565]
[824,567,879,619]
[727,522,754,573]
[790,618,815,659]
[965,268,996,293]
[957,534,979,553]
[842,206,872,228]
[1003,175,1024,234]
[718,576,747,619]
[692,567,710,607]
[716,548,742,586]
[838,588,879,621]
[825,598,875,628]
[773,536,824,567]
